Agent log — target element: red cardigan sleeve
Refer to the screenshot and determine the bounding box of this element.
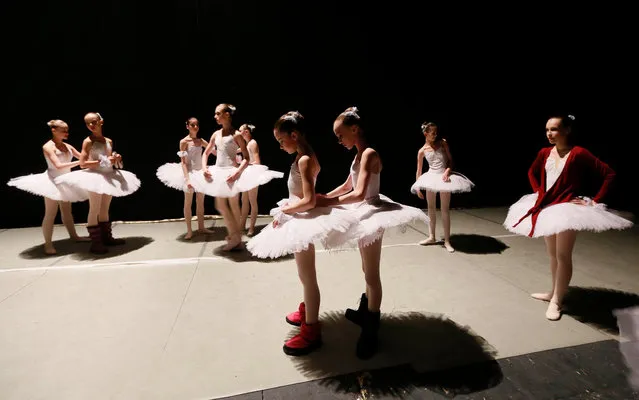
[528,148,546,192]
[580,148,615,203]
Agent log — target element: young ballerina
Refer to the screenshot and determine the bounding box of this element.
[503,114,633,320]
[55,112,141,254]
[156,117,214,239]
[411,122,474,253]
[197,104,282,250]
[7,119,90,254]
[246,111,356,356]
[238,123,261,236]
[316,107,429,359]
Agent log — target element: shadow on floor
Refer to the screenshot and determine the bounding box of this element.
[563,286,639,334]
[290,311,502,398]
[175,226,228,242]
[19,238,82,259]
[68,236,155,261]
[211,244,294,263]
[449,234,509,254]
[175,224,269,244]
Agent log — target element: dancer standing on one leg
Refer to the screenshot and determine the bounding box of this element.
[7,119,89,254]
[156,117,214,239]
[316,107,429,359]
[411,122,474,253]
[246,111,355,356]
[55,112,141,254]
[503,113,632,320]
[198,104,282,250]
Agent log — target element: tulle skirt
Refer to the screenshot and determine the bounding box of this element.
[7,171,89,202]
[191,165,283,198]
[411,170,474,193]
[156,163,206,193]
[324,194,430,248]
[503,193,633,237]
[246,199,357,259]
[55,168,141,197]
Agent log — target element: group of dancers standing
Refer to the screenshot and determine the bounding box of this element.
[7,105,633,358]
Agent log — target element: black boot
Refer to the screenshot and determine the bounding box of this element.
[345,293,368,326]
[356,310,380,360]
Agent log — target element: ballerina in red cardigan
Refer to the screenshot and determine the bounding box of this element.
[503,114,633,321]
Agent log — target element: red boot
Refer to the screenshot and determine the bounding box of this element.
[99,221,125,246]
[283,303,322,356]
[285,302,303,326]
[87,225,108,254]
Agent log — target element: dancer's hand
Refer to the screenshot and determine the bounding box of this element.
[570,197,591,206]
[442,173,451,182]
[226,171,240,183]
[112,152,122,163]
[203,169,212,181]
[417,190,424,199]
[186,180,194,191]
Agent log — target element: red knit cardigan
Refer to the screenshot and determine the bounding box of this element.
[512,146,615,237]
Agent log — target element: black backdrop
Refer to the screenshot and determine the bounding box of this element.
[2,2,636,228]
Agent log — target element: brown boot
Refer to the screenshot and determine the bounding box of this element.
[87,225,108,254]
[99,221,125,246]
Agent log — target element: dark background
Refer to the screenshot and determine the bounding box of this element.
[2,2,636,229]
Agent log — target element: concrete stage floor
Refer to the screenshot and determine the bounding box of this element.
[1,207,637,399]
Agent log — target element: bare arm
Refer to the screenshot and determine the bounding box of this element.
[442,140,453,176]
[201,132,216,172]
[79,139,102,169]
[324,175,353,198]
[43,145,80,170]
[226,133,249,182]
[249,140,261,165]
[416,147,425,180]
[325,149,379,206]
[282,156,316,213]
[234,133,249,172]
[179,140,190,181]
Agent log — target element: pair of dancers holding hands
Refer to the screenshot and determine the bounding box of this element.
[8,113,140,255]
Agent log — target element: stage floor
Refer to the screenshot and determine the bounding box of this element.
[1,207,637,399]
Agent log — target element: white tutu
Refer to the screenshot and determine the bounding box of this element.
[192,165,283,198]
[7,171,88,202]
[325,194,430,248]
[55,169,141,197]
[246,198,357,259]
[156,163,205,193]
[411,171,474,193]
[503,193,633,237]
